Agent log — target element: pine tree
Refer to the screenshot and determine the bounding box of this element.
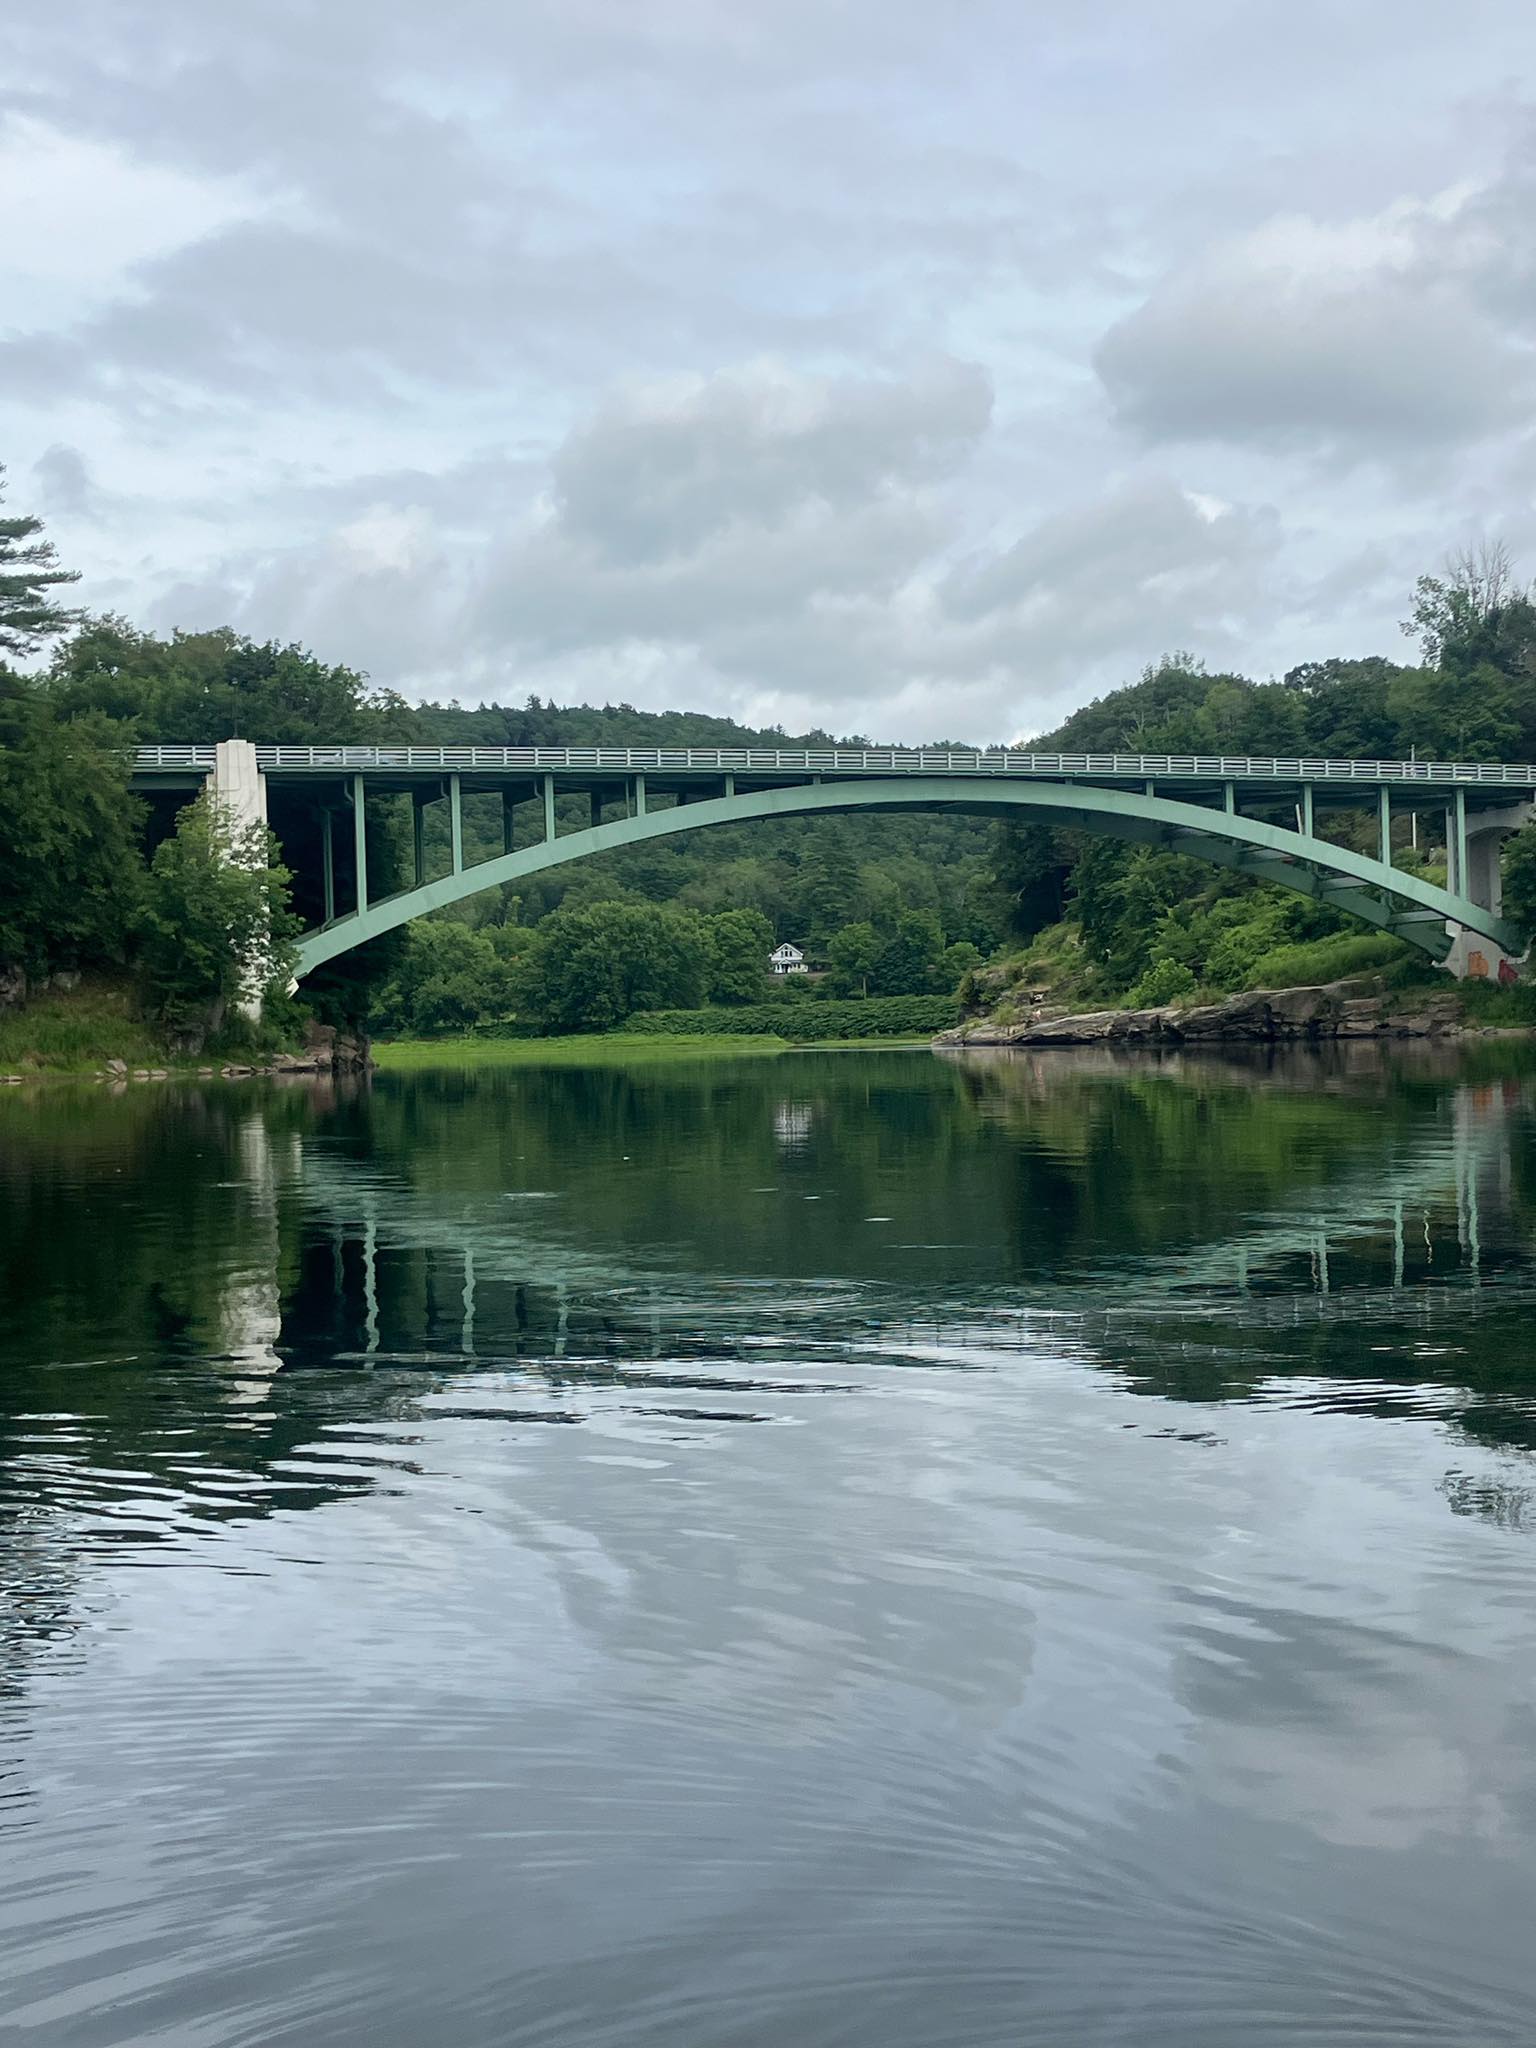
[0,465,81,662]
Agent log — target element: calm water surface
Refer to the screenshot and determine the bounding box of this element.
[2,1044,1536,2046]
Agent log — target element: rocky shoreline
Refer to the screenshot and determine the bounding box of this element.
[935,979,1522,1049]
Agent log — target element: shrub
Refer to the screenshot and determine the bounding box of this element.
[1243,932,1408,989]
[1125,957,1197,1008]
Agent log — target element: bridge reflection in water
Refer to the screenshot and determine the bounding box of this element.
[193,1051,1536,1461]
[2,1046,1534,1560]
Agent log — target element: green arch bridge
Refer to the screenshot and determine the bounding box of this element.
[130,742,1536,982]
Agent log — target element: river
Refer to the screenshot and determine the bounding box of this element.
[2,1043,1535,2045]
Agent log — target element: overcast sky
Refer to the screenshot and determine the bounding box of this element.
[4,2,1536,740]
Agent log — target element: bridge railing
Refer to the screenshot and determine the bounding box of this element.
[131,745,218,769]
[224,744,1536,786]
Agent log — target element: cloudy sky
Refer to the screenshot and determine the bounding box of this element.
[4,2,1536,740]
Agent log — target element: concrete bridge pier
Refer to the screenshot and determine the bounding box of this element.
[1443,800,1532,981]
[211,739,273,1020]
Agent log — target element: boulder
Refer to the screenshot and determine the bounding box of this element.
[0,964,26,1009]
[1391,994,1463,1038]
[1167,992,1270,1040]
[1336,996,1385,1038]
[1020,1008,1125,1044]
[333,1030,374,1071]
[1264,984,1338,1037]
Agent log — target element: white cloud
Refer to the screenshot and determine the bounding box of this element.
[6,3,1536,735]
[1096,172,1536,460]
[0,116,264,329]
[161,379,1295,741]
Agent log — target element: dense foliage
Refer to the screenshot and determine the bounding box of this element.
[135,794,300,1039]
[41,617,414,744]
[988,552,1536,995]
[511,901,780,1034]
[0,694,143,977]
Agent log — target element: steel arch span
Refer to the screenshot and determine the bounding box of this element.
[288,775,1524,980]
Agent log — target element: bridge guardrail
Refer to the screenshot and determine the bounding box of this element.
[130,745,218,768]
[219,744,1536,786]
[127,743,1536,787]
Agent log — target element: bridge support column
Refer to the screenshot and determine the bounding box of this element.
[633,772,646,818]
[412,792,427,886]
[212,738,268,835]
[542,774,556,842]
[1444,799,1532,979]
[212,740,271,1021]
[449,774,463,874]
[322,808,336,923]
[352,774,368,914]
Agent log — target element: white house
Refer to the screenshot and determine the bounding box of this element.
[769,942,808,976]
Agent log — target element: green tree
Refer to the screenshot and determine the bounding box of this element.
[869,910,943,996]
[938,940,982,988]
[0,699,145,979]
[795,830,863,944]
[43,619,415,742]
[1284,657,1415,757]
[991,821,1068,938]
[1401,543,1536,759]
[826,920,881,997]
[136,793,299,1040]
[515,900,711,1033]
[704,908,773,1003]
[0,467,81,661]
[371,920,528,1036]
[1125,956,1197,1007]
[1503,825,1536,945]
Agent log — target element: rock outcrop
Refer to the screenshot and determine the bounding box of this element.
[935,980,1469,1049]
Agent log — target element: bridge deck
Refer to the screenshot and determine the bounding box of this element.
[131,743,1536,806]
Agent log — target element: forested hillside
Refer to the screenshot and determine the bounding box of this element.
[5,463,1536,1044]
[989,551,1536,1002]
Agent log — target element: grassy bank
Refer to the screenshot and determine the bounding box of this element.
[373,1031,943,1069]
[0,984,178,1075]
[374,1032,792,1070]
[0,977,303,1077]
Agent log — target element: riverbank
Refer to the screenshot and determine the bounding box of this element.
[936,975,1536,1049]
[0,980,370,1082]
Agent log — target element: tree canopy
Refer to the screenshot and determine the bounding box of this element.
[0,466,81,662]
